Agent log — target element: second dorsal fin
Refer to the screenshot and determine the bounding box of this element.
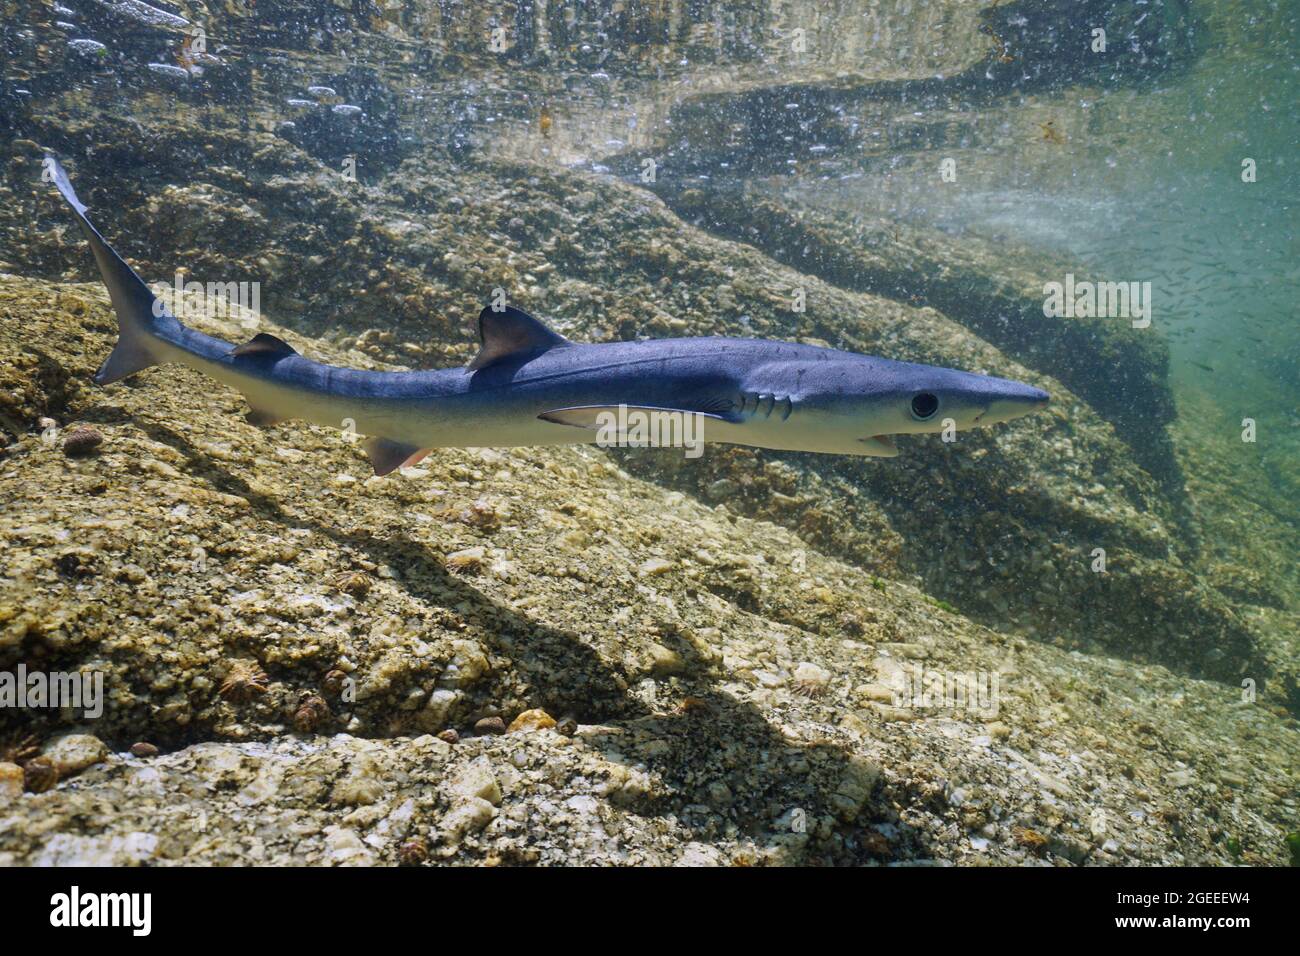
[231,333,299,358]
[468,305,570,371]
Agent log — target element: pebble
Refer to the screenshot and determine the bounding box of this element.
[0,762,23,802]
[858,683,897,703]
[871,702,915,721]
[109,0,188,28]
[446,546,485,570]
[649,643,685,676]
[324,826,376,865]
[146,62,191,81]
[449,757,502,805]
[793,661,831,690]
[67,39,108,58]
[474,716,506,736]
[638,557,674,576]
[43,733,107,776]
[442,796,496,840]
[129,742,158,758]
[1166,769,1196,788]
[331,772,385,807]
[507,709,556,732]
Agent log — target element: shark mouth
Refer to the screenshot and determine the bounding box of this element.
[860,434,898,455]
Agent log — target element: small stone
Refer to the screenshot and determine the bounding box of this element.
[566,794,599,814]
[872,702,915,722]
[705,478,737,501]
[331,773,385,807]
[446,546,485,571]
[858,683,897,703]
[323,826,376,865]
[676,842,723,866]
[1166,769,1196,788]
[556,716,578,736]
[508,708,557,733]
[649,643,685,676]
[425,688,461,723]
[638,557,674,576]
[881,642,929,659]
[449,756,502,805]
[793,662,831,686]
[437,729,459,744]
[43,733,107,776]
[129,742,158,758]
[706,780,733,806]
[474,716,506,736]
[442,796,496,841]
[0,762,23,802]
[62,425,103,457]
[830,756,881,823]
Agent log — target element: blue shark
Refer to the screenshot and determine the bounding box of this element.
[49,157,1048,475]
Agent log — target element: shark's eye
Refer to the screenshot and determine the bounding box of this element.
[910,392,939,420]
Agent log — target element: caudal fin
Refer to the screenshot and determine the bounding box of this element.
[47,156,169,385]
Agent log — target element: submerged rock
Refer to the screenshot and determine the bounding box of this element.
[0,274,1294,864]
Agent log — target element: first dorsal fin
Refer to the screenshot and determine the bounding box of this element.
[232,333,298,358]
[468,305,570,371]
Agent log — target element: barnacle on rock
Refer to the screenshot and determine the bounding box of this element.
[322,668,350,696]
[62,425,103,457]
[334,571,371,597]
[673,696,710,716]
[219,659,270,703]
[293,694,330,733]
[398,836,429,866]
[23,755,59,793]
[1013,826,1050,853]
[791,680,828,699]
[1,733,40,766]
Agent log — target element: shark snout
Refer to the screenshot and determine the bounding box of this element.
[980,384,1050,424]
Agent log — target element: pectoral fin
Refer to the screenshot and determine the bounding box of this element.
[363,436,430,476]
[538,405,739,429]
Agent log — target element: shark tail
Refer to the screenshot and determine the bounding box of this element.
[47,156,170,385]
